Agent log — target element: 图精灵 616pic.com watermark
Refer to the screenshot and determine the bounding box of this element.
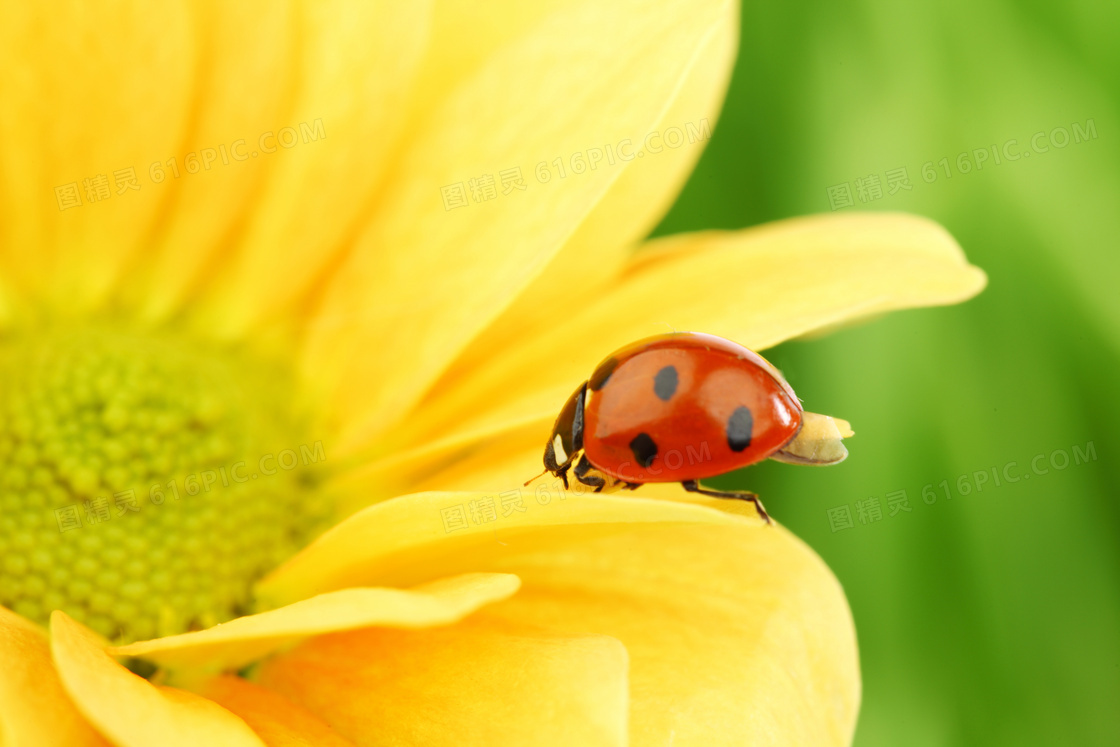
[52,441,327,533]
[439,439,717,533]
[53,119,326,212]
[826,441,1098,533]
[826,118,1098,210]
[440,118,713,211]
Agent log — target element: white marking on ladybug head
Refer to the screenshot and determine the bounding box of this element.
[552,434,568,464]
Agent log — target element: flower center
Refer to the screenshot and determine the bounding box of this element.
[0,327,325,643]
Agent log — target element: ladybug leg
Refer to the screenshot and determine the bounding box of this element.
[573,454,606,493]
[556,463,571,490]
[571,454,636,494]
[680,480,772,525]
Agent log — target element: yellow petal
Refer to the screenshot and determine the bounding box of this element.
[124,0,299,323]
[111,573,519,672]
[0,2,195,310]
[409,0,733,288]
[259,491,857,744]
[398,212,987,448]
[395,422,550,497]
[0,606,108,747]
[0,276,13,329]
[325,415,548,516]
[258,491,743,605]
[409,1,572,116]
[195,0,432,337]
[256,617,629,747]
[197,675,356,747]
[484,523,859,746]
[301,0,734,455]
[49,612,264,747]
[438,0,738,389]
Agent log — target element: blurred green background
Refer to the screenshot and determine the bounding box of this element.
[655,1,1120,744]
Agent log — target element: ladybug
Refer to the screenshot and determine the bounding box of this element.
[534,332,853,523]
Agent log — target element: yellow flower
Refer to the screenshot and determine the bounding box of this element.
[0,1,986,745]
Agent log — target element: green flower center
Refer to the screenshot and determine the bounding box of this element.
[0,328,326,643]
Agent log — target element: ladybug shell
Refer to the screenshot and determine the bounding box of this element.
[582,332,803,483]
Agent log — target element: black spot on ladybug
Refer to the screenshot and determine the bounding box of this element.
[589,357,619,391]
[726,406,753,452]
[653,365,678,401]
[629,433,658,468]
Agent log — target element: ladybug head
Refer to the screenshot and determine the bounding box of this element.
[544,381,587,478]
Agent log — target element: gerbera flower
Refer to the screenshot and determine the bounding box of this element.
[0,1,985,745]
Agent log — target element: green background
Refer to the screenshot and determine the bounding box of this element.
[655,1,1119,744]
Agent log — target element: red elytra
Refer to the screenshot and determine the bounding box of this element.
[582,333,803,482]
[535,332,839,523]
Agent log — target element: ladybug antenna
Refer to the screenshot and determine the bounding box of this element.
[523,468,548,487]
